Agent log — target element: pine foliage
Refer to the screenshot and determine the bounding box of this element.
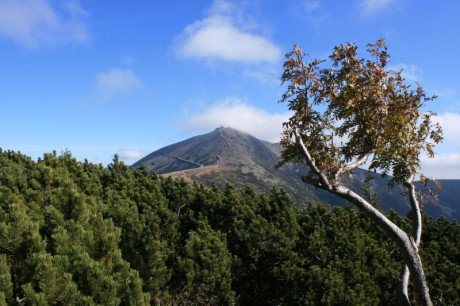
[0,149,458,305]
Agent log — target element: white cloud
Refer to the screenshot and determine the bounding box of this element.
[0,0,90,47]
[119,149,145,162]
[290,0,323,14]
[421,153,460,179]
[243,67,279,84]
[174,0,281,64]
[183,98,291,142]
[433,113,460,148]
[431,88,457,99]
[287,0,329,28]
[359,0,394,15]
[302,0,322,12]
[418,112,460,179]
[95,68,142,101]
[122,56,137,65]
[388,63,423,83]
[208,0,233,15]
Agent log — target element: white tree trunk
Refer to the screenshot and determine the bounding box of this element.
[399,179,424,305]
[333,185,432,306]
[293,130,432,305]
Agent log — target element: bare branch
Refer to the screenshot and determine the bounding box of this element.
[400,172,423,303]
[294,129,333,190]
[404,174,422,245]
[334,153,369,183]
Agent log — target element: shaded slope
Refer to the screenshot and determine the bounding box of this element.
[134,127,459,220]
[134,127,319,206]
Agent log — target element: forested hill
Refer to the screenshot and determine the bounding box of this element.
[0,149,458,305]
[134,127,459,221]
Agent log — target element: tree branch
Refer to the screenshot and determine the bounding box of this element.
[294,129,333,190]
[400,173,424,304]
[334,153,370,183]
[404,174,422,246]
[334,184,432,306]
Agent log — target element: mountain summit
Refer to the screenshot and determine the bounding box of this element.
[134,127,277,174]
[133,127,312,203]
[134,127,459,220]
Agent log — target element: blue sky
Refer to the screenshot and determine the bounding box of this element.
[1,0,459,179]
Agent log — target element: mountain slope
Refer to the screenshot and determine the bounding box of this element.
[134,127,317,206]
[134,127,459,220]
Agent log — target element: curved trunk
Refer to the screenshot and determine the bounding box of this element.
[399,180,423,304]
[292,130,432,305]
[333,185,432,306]
[399,265,411,306]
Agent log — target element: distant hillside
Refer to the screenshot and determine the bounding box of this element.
[134,127,459,221]
[134,127,318,207]
[417,179,460,221]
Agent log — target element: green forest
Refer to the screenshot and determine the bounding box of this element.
[0,149,458,305]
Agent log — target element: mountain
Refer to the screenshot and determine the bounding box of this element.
[133,127,459,221]
[134,127,317,206]
[419,180,460,221]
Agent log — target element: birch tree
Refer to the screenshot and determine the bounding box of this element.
[277,40,442,306]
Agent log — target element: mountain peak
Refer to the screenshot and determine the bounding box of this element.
[212,126,253,140]
[133,127,302,201]
[133,127,275,174]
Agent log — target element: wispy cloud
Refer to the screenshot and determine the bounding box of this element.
[183,97,290,142]
[358,0,394,15]
[243,67,280,85]
[433,113,460,148]
[288,0,329,26]
[95,68,142,102]
[289,0,324,15]
[0,0,90,47]
[421,153,460,179]
[174,0,281,64]
[118,149,145,162]
[388,63,423,83]
[121,56,137,65]
[301,0,322,12]
[431,88,457,99]
[419,112,460,179]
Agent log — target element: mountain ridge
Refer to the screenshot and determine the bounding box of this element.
[134,127,305,201]
[134,127,459,221]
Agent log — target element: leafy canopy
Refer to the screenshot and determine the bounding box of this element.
[278,40,442,186]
